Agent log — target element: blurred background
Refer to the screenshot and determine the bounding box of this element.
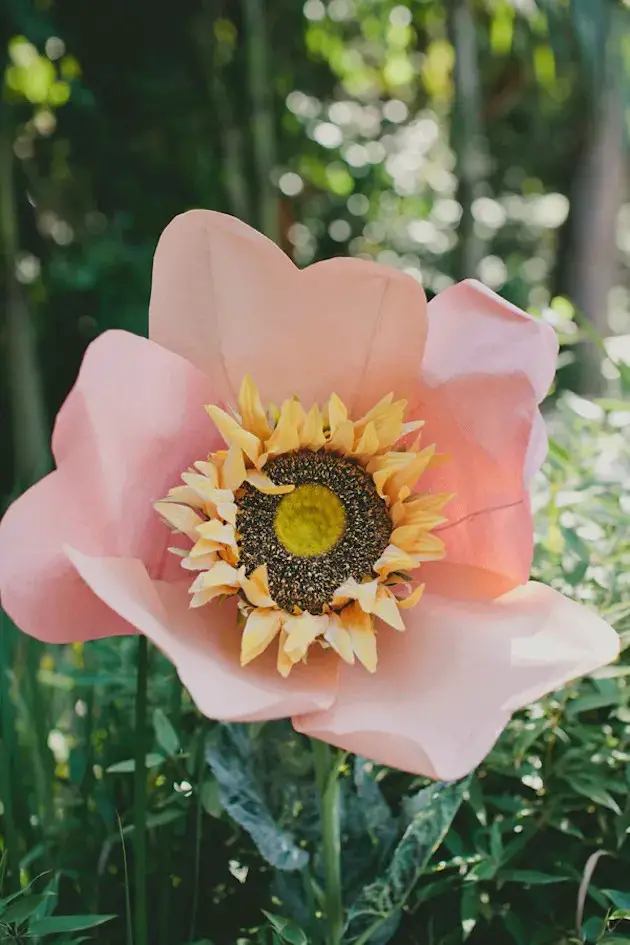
[1,3,630,945]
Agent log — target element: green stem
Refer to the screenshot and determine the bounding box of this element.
[0,613,18,878]
[133,635,149,945]
[189,732,205,943]
[312,740,343,945]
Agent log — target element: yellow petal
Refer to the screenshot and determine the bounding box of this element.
[240,564,276,608]
[190,560,241,591]
[391,526,445,560]
[369,446,436,502]
[333,577,378,613]
[398,420,425,440]
[154,502,205,541]
[397,582,426,609]
[352,421,380,457]
[324,615,355,665]
[223,543,240,566]
[340,602,377,672]
[221,444,247,491]
[193,460,219,485]
[190,584,237,607]
[206,404,262,464]
[180,472,217,504]
[283,613,329,663]
[163,485,205,508]
[327,418,354,453]
[373,544,420,578]
[354,395,408,450]
[373,586,405,630]
[266,399,302,457]
[195,520,236,546]
[277,629,294,678]
[180,551,218,571]
[238,375,273,440]
[245,471,295,495]
[240,608,283,666]
[300,403,326,450]
[326,394,354,452]
[327,393,348,428]
[189,537,225,558]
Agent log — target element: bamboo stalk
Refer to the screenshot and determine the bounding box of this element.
[243,0,279,241]
[0,105,51,489]
[446,0,486,280]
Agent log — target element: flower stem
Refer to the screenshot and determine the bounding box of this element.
[134,635,149,945]
[312,740,344,945]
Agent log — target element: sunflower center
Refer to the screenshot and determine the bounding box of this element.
[275,483,346,557]
[236,450,392,614]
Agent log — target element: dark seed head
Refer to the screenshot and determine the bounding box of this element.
[236,450,391,614]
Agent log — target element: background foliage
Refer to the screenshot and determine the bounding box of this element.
[1,1,630,943]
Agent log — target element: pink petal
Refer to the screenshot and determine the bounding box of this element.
[52,329,218,568]
[424,279,558,400]
[0,467,130,643]
[149,210,427,412]
[66,548,339,722]
[424,280,558,480]
[294,583,619,780]
[417,372,535,590]
[0,330,219,643]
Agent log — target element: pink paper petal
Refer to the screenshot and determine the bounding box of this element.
[66,547,339,722]
[0,330,218,643]
[149,210,427,412]
[424,279,558,481]
[417,372,535,591]
[0,467,130,643]
[294,583,619,780]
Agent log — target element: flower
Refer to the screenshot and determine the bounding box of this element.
[0,210,619,780]
[155,377,446,676]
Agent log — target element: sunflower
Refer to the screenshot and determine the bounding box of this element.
[155,378,449,676]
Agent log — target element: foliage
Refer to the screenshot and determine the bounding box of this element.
[1,0,630,944]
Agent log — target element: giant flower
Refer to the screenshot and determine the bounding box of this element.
[0,211,619,780]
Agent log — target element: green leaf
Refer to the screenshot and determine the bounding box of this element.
[106,753,165,773]
[499,869,570,885]
[199,778,223,819]
[343,779,469,944]
[460,884,479,940]
[28,914,116,934]
[566,691,621,717]
[2,893,50,924]
[603,889,630,912]
[152,708,181,757]
[261,911,308,945]
[565,776,622,814]
[205,725,308,871]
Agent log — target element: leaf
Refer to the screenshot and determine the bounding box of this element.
[565,776,622,814]
[343,779,469,944]
[205,724,308,871]
[28,914,116,934]
[106,753,165,773]
[1,894,50,924]
[499,869,570,885]
[566,692,622,717]
[460,884,479,940]
[353,757,397,853]
[603,889,630,912]
[152,708,181,757]
[199,778,223,818]
[261,911,308,945]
